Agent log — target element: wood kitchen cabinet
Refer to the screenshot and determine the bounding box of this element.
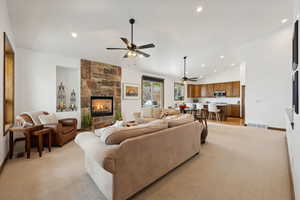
[187,81,240,98]
[214,83,226,91]
[225,82,233,97]
[194,85,201,98]
[232,81,240,97]
[231,105,241,118]
[207,84,214,97]
[187,84,195,98]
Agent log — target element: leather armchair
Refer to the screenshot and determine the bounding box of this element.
[19,112,78,146]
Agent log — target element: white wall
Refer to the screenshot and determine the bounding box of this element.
[16,49,178,123]
[15,48,81,124]
[121,66,177,121]
[198,66,240,84]
[0,0,16,166]
[239,26,293,128]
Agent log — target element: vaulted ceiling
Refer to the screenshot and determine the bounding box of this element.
[8,0,293,79]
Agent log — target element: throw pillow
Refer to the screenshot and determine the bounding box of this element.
[38,113,58,125]
[101,120,168,145]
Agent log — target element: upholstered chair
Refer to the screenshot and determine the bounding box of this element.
[19,111,77,146]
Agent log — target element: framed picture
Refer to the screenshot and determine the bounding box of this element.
[123,83,140,100]
[174,82,185,101]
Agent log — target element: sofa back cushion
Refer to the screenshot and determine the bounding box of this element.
[163,109,181,116]
[166,114,194,128]
[141,107,153,118]
[100,120,168,145]
[152,107,162,119]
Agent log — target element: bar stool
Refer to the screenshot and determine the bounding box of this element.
[208,103,221,121]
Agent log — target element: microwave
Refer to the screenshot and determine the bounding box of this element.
[214,91,226,97]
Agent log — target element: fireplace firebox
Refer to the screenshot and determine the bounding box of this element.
[91,96,114,117]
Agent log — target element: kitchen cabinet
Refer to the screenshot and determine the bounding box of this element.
[225,82,233,97]
[194,85,201,98]
[187,81,240,98]
[232,81,240,97]
[214,83,226,91]
[187,84,195,98]
[231,105,241,118]
[207,84,214,97]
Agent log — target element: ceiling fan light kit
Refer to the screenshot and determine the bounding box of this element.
[106,18,155,58]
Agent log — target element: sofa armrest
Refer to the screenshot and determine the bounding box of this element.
[58,118,77,127]
[75,132,119,174]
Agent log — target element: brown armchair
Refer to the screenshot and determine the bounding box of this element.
[19,112,78,146]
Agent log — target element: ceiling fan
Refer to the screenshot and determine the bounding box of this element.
[106,18,155,58]
[182,56,198,83]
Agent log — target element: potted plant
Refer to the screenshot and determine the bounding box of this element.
[114,111,123,121]
[81,112,92,130]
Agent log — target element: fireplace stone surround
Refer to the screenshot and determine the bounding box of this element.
[81,59,121,128]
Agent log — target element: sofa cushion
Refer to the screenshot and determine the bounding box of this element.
[101,120,168,145]
[61,126,75,135]
[38,113,58,125]
[166,114,194,128]
[152,107,162,119]
[141,107,153,118]
[163,109,181,116]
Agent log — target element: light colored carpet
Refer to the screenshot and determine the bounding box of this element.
[0,124,292,200]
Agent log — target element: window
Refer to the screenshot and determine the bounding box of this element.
[174,82,185,101]
[142,76,164,108]
[3,32,15,135]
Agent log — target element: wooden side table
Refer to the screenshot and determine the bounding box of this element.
[32,128,52,157]
[8,125,43,159]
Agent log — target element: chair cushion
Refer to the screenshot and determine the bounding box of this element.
[166,114,194,128]
[100,120,168,145]
[61,126,75,135]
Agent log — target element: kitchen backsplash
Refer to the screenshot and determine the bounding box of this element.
[186,97,240,104]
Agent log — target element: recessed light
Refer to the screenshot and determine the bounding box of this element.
[281,18,288,24]
[297,15,300,19]
[220,56,224,59]
[196,6,203,13]
[214,69,217,73]
[199,75,203,79]
[201,64,205,67]
[231,63,235,66]
[71,32,78,38]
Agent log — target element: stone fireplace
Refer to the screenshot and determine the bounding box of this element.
[91,96,114,117]
[81,59,121,128]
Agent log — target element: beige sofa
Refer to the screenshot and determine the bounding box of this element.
[133,107,181,123]
[75,119,202,200]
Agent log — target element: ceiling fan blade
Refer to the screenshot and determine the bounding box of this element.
[120,37,131,47]
[188,79,198,82]
[106,48,128,50]
[137,43,155,49]
[135,50,150,57]
[188,77,199,80]
[123,51,130,58]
